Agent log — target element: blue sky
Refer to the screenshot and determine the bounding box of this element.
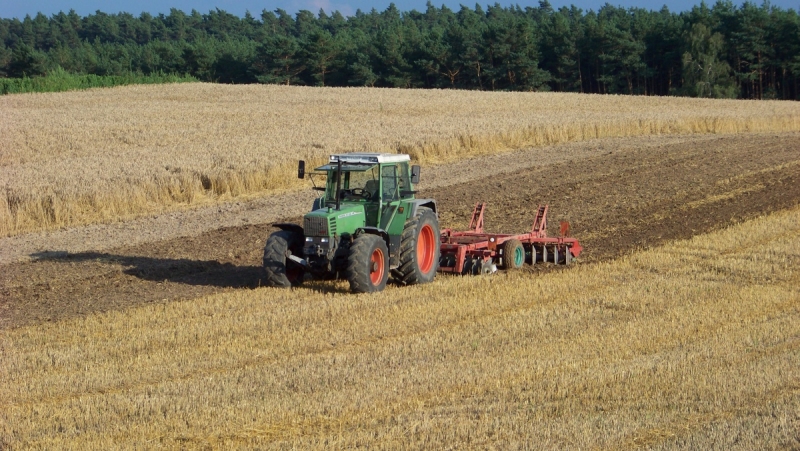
[1,0,798,20]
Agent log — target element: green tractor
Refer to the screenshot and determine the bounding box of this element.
[263,153,440,293]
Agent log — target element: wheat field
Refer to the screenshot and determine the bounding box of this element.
[2,205,798,449]
[3,83,800,237]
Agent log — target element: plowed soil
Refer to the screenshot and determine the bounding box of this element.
[2,133,799,329]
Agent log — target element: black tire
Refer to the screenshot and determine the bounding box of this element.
[501,239,525,270]
[263,230,305,287]
[347,234,389,293]
[392,207,440,285]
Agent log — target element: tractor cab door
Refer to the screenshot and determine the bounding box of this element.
[379,164,403,229]
[362,178,381,225]
[341,169,381,226]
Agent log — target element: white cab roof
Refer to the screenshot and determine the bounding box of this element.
[329,153,410,164]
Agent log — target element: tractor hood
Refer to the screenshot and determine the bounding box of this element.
[303,204,366,237]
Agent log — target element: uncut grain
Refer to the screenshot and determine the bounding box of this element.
[2,84,800,236]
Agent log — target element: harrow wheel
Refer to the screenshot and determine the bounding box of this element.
[263,230,305,288]
[501,239,525,270]
[347,234,388,293]
[393,207,440,285]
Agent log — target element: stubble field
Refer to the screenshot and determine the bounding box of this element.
[0,85,799,449]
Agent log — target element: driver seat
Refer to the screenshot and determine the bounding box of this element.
[364,180,380,200]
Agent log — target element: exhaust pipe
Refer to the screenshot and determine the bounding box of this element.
[288,254,309,267]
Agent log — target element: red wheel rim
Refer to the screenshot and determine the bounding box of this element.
[370,247,385,285]
[416,224,435,274]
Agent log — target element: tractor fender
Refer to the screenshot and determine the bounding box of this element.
[273,223,304,235]
[357,226,389,244]
[409,199,438,218]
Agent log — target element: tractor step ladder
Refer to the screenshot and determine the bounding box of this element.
[531,204,548,238]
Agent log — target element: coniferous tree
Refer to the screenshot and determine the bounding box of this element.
[681,22,737,97]
[251,34,305,85]
[0,3,798,99]
[8,43,48,76]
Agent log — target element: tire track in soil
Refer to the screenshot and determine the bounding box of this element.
[1,134,799,329]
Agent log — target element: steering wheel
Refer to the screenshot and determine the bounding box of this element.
[350,188,372,199]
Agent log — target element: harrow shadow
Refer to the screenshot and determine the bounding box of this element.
[30,251,263,289]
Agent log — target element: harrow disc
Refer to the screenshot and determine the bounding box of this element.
[439,253,457,269]
[461,257,480,275]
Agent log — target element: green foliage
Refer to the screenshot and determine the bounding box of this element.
[0,66,196,94]
[1,3,799,98]
[8,43,48,77]
[252,34,305,85]
[681,23,738,98]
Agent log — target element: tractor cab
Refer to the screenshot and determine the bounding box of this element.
[309,153,419,227]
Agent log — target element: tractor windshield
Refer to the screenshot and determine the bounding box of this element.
[348,169,377,191]
[324,165,379,203]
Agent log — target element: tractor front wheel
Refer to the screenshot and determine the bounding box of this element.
[347,234,389,293]
[263,230,305,287]
[393,206,440,285]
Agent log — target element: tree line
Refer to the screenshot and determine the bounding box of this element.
[1,1,799,99]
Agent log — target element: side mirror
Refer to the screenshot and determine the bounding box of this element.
[411,165,421,185]
[298,160,305,179]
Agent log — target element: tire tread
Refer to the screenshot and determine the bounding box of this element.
[392,207,440,285]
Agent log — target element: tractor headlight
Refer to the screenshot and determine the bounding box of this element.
[320,238,329,243]
[305,237,313,242]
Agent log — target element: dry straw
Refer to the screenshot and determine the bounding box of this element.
[2,83,800,236]
[1,206,798,448]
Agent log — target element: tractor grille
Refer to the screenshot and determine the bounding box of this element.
[304,216,329,236]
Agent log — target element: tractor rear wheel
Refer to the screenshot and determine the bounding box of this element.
[347,234,389,293]
[501,239,525,270]
[263,230,305,287]
[393,207,440,285]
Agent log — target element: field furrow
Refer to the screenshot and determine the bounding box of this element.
[1,132,798,329]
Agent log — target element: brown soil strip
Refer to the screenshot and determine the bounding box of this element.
[0,133,728,266]
[1,133,798,329]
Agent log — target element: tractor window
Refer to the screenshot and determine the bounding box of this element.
[397,163,411,194]
[325,171,338,201]
[326,167,379,202]
[381,165,399,201]
[347,168,378,192]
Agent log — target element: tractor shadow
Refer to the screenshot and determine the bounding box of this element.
[29,251,417,295]
[30,251,263,289]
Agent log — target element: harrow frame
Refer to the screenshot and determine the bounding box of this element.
[438,203,583,274]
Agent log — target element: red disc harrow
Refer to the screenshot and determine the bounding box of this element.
[438,203,583,275]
